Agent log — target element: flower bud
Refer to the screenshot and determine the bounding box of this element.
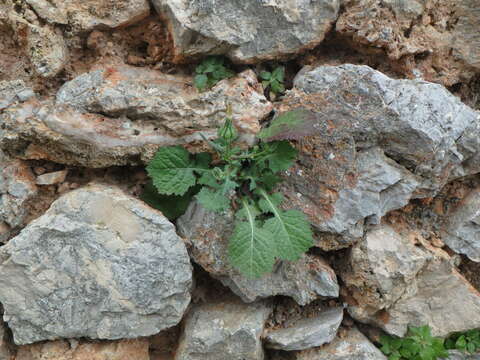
[218,117,238,143]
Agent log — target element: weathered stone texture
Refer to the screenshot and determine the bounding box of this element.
[0,184,192,344]
[175,299,271,360]
[0,80,34,110]
[152,0,340,63]
[177,201,339,306]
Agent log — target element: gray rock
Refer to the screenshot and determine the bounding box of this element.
[0,150,37,236]
[0,184,192,344]
[36,170,68,185]
[278,64,480,245]
[342,225,480,337]
[26,23,68,78]
[152,0,340,63]
[0,67,271,167]
[444,350,480,360]
[452,0,480,70]
[292,327,387,360]
[443,188,480,262]
[265,307,343,351]
[175,299,271,360]
[25,0,150,32]
[177,201,339,306]
[0,80,35,110]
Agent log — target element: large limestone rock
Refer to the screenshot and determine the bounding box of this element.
[175,299,271,360]
[443,188,480,262]
[0,80,34,110]
[152,0,340,63]
[336,0,479,86]
[177,201,339,306]
[24,0,150,32]
[277,64,480,244]
[444,350,480,360]
[265,307,343,351]
[342,225,480,337]
[15,338,149,360]
[0,150,37,242]
[0,67,271,167]
[0,184,192,344]
[291,327,387,360]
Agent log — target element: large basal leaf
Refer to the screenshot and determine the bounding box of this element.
[260,189,313,261]
[146,146,206,196]
[196,187,231,212]
[228,201,276,278]
[258,108,318,141]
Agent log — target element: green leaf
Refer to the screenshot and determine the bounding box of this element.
[456,335,467,350]
[260,189,313,261]
[194,74,208,90]
[272,66,285,82]
[228,199,276,278]
[258,192,284,213]
[140,182,198,221]
[264,141,297,172]
[198,170,218,187]
[258,108,317,141]
[196,187,231,212]
[195,152,212,168]
[147,146,204,196]
[260,71,271,80]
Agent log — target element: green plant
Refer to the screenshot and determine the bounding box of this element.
[379,326,449,360]
[194,56,234,91]
[446,329,480,354]
[260,66,285,95]
[146,107,314,278]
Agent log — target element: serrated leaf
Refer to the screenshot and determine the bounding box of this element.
[198,170,218,187]
[141,181,198,221]
[264,141,297,172]
[258,108,319,141]
[147,146,205,196]
[228,199,276,278]
[260,189,313,261]
[272,66,285,82]
[194,74,208,91]
[196,187,231,212]
[258,192,284,213]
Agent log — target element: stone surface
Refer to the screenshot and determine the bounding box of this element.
[444,350,480,360]
[36,170,68,185]
[265,307,343,351]
[0,80,35,110]
[292,327,387,360]
[0,150,37,238]
[0,184,192,344]
[0,67,271,167]
[152,0,340,63]
[336,0,479,86]
[443,188,480,262]
[15,339,149,360]
[24,0,150,32]
[26,24,68,78]
[342,225,480,337]
[177,201,339,306]
[277,64,480,245]
[175,299,271,360]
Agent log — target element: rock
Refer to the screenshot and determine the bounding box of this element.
[452,0,480,70]
[335,0,478,86]
[15,338,149,360]
[26,24,68,78]
[35,170,68,185]
[0,184,192,344]
[443,350,480,360]
[0,67,272,167]
[152,0,340,63]
[342,225,480,337]
[265,307,343,351]
[177,201,339,306]
[340,225,428,317]
[0,321,13,360]
[0,150,37,239]
[175,299,271,360]
[277,64,480,244]
[24,0,150,32]
[443,188,480,262]
[291,327,387,360]
[0,80,35,110]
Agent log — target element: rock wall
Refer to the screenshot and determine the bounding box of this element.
[0,0,479,359]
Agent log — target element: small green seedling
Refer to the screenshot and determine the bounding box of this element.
[260,66,285,96]
[379,325,449,360]
[146,107,314,278]
[194,56,234,91]
[446,329,480,354]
